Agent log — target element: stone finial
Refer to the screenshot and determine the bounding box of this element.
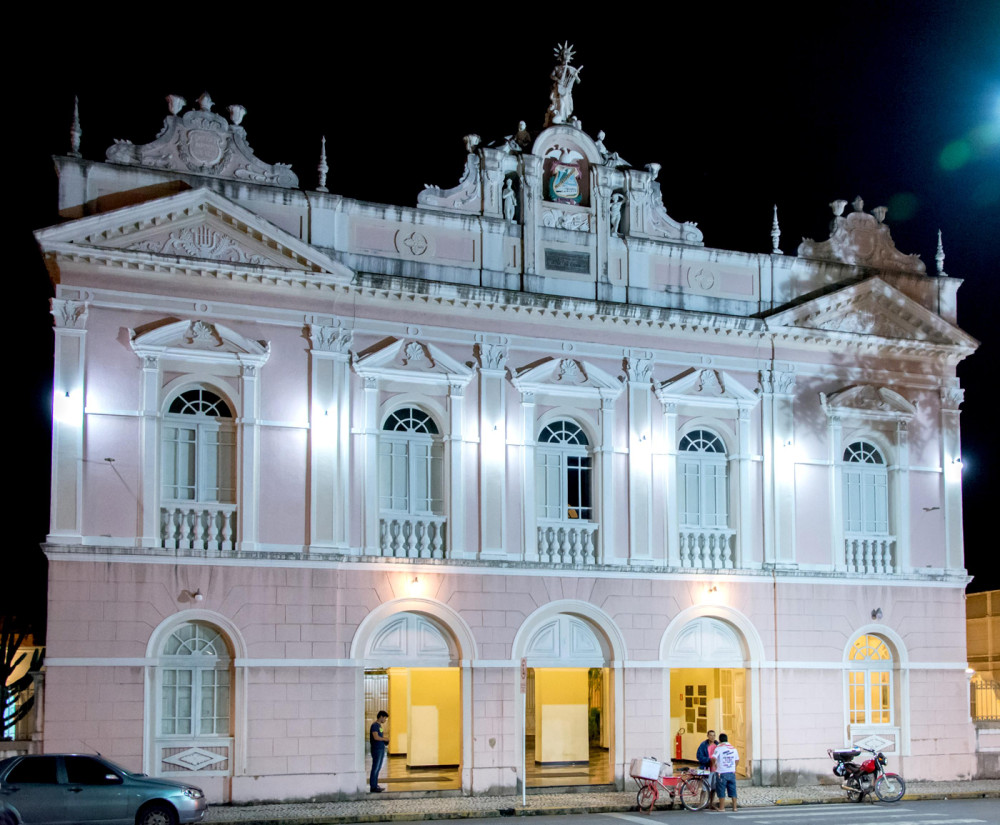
[645,162,661,181]
[69,96,82,158]
[228,105,247,126]
[852,195,864,212]
[317,135,329,193]
[771,204,782,254]
[197,92,214,112]
[166,95,186,115]
[936,229,947,276]
[830,199,848,217]
[463,134,481,154]
[872,206,888,224]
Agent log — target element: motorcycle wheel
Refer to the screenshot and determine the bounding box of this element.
[637,784,657,812]
[875,773,905,803]
[845,778,865,803]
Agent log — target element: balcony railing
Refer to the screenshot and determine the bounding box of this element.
[844,533,896,574]
[537,520,599,565]
[678,528,736,568]
[379,514,447,558]
[161,503,236,552]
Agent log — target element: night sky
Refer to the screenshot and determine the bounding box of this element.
[13,5,999,633]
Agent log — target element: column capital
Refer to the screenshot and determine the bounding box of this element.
[50,298,88,330]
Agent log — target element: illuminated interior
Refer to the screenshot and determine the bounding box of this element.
[669,666,749,778]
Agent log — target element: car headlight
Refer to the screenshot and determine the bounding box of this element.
[183,788,205,800]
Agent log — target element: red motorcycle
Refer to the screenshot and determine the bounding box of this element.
[828,746,906,803]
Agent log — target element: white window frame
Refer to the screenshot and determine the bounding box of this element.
[536,420,593,522]
[846,633,893,727]
[843,440,889,535]
[379,407,444,516]
[158,622,232,740]
[678,429,729,529]
[162,387,237,505]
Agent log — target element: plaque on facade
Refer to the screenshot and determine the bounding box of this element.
[544,249,590,274]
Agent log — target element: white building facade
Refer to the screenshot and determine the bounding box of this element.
[36,60,977,803]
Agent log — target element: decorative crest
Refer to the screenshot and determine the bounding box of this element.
[797,197,925,274]
[771,204,781,254]
[69,96,82,158]
[317,136,329,193]
[935,230,947,276]
[104,92,298,188]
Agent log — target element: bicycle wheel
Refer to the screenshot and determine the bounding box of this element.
[637,783,657,812]
[680,777,710,811]
[875,773,905,803]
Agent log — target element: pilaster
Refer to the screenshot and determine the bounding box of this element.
[137,353,161,547]
[237,363,261,552]
[477,343,508,559]
[307,324,353,550]
[760,369,796,567]
[940,386,965,571]
[828,415,845,571]
[361,376,381,555]
[626,357,653,564]
[48,298,88,543]
[892,419,911,572]
[520,391,538,561]
[598,395,617,564]
[447,381,467,558]
[663,402,680,566]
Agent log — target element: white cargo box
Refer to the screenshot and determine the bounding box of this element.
[630,757,662,780]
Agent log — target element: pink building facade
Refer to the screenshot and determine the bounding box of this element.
[36,67,977,803]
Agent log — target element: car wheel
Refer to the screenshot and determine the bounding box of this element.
[136,803,178,825]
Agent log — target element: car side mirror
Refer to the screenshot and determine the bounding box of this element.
[104,773,124,784]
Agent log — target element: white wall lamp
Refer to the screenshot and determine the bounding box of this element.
[871,607,883,620]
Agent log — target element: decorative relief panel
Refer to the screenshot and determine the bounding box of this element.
[126,225,269,265]
[50,298,88,329]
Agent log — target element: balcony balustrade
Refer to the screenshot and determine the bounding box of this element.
[844,533,896,574]
[678,528,736,568]
[161,503,236,552]
[536,520,599,565]
[379,514,447,558]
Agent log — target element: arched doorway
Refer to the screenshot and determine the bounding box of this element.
[362,611,462,791]
[665,615,752,778]
[522,612,616,788]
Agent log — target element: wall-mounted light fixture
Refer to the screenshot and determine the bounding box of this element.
[871,607,882,620]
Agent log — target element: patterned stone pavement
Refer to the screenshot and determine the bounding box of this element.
[204,780,1000,824]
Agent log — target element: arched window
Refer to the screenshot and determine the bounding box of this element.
[847,634,892,725]
[843,440,889,535]
[678,429,728,528]
[159,622,232,739]
[379,407,443,515]
[537,420,592,521]
[162,388,236,504]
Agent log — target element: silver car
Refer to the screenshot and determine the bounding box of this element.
[0,754,207,825]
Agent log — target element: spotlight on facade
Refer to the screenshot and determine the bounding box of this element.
[192,589,204,602]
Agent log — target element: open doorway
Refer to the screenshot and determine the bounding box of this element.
[669,667,749,777]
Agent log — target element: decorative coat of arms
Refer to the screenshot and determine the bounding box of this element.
[545,145,585,204]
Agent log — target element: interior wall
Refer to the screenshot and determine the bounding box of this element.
[407,668,460,766]
[387,667,408,754]
[534,668,589,763]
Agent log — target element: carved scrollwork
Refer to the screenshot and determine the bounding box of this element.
[50,298,88,329]
[940,386,965,410]
[477,343,508,371]
[309,325,353,355]
[417,153,483,213]
[760,369,796,395]
[126,225,270,264]
[625,357,653,383]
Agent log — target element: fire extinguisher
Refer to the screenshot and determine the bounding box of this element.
[675,728,684,760]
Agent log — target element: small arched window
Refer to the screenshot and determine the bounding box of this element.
[162,388,236,504]
[537,420,592,521]
[379,407,443,514]
[678,429,728,528]
[159,622,232,738]
[843,440,888,535]
[847,634,892,725]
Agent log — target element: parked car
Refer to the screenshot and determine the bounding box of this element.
[0,754,207,825]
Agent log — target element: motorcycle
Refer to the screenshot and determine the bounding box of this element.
[828,746,906,803]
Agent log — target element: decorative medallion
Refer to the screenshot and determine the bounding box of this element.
[162,747,227,771]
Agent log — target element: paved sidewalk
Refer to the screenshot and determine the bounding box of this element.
[204,780,1000,824]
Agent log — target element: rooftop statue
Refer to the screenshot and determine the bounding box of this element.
[545,42,582,127]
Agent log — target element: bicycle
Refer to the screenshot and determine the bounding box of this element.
[631,758,712,812]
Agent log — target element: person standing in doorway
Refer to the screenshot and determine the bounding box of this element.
[713,733,739,811]
[696,730,716,769]
[369,710,389,792]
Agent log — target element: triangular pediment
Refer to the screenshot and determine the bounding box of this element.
[767,279,976,352]
[820,385,916,422]
[35,187,353,281]
[352,338,475,386]
[656,368,759,410]
[130,319,270,368]
[511,357,623,401]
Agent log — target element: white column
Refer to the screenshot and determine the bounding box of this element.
[447,381,467,558]
[940,387,965,572]
[828,415,846,571]
[761,370,796,566]
[362,376,381,555]
[307,325,353,550]
[48,298,87,543]
[891,419,911,573]
[237,363,261,552]
[478,343,508,559]
[137,353,161,547]
[598,395,617,564]
[626,357,653,564]
[520,391,538,561]
[663,402,680,566]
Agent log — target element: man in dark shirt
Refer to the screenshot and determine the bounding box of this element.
[696,730,716,769]
[369,710,389,792]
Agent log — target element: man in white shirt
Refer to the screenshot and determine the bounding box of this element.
[712,733,739,811]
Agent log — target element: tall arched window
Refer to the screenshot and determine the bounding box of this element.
[678,429,728,528]
[847,634,892,725]
[378,407,445,557]
[160,623,232,738]
[537,420,592,521]
[162,388,236,504]
[843,440,889,535]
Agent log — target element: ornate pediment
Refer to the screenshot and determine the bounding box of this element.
[105,92,298,188]
[352,338,475,387]
[35,188,353,282]
[797,196,924,274]
[511,357,623,401]
[655,368,759,411]
[820,385,916,422]
[766,278,976,352]
[130,319,270,368]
